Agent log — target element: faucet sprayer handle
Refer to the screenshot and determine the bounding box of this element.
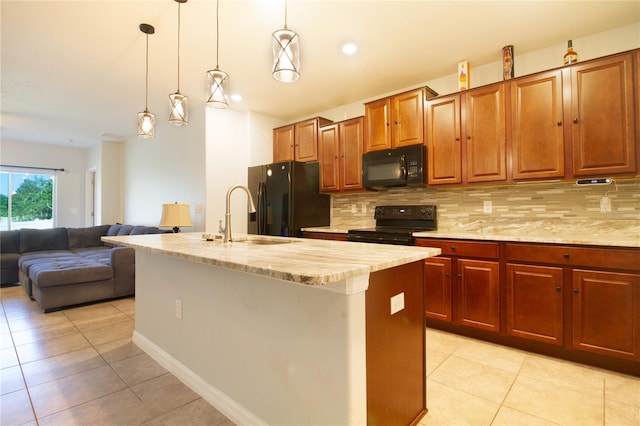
[218,220,225,234]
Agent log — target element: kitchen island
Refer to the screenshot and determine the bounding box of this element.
[102,232,441,426]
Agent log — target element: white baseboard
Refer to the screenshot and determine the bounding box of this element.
[133,331,267,426]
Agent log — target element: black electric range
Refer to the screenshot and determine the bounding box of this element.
[347,205,437,245]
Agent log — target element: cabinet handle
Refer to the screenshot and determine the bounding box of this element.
[564,253,570,259]
[573,118,578,124]
[386,122,390,126]
[455,137,460,141]
[467,135,471,140]
[394,120,398,125]
[457,274,462,279]
[556,286,562,292]
[451,246,456,251]
[573,288,579,294]
[445,272,450,278]
[557,121,562,126]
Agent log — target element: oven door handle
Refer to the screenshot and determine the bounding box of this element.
[400,154,408,180]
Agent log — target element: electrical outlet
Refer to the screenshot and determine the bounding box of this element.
[483,200,493,214]
[175,299,182,320]
[390,292,405,315]
[600,196,611,213]
[351,204,357,213]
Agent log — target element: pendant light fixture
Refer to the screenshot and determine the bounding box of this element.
[138,23,156,139]
[169,0,189,126]
[206,0,229,108]
[272,0,300,83]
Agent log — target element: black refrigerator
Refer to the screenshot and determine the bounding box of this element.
[247,161,330,237]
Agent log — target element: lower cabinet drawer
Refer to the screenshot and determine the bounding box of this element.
[506,243,640,271]
[416,239,499,259]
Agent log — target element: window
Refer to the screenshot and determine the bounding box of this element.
[0,171,55,230]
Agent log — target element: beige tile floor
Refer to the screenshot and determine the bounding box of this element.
[2,282,639,426]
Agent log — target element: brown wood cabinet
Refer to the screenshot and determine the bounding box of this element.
[364,88,426,152]
[426,83,507,185]
[273,117,332,163]
[366,261,426,426]
[418,237,640,374]
[417,239,500,332]
[318,117,364,192]
[569,53,637,176]
[506,242,640,362]
[572,269,640,361]
[506,263,564,345]
[510,70,565,180]
[424,257,452,321]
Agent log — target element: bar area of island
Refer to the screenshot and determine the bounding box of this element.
[102,232,441,426]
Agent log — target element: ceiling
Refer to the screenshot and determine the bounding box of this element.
[1,1,639,148]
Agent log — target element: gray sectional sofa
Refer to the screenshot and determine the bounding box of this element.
[0,224,168,312]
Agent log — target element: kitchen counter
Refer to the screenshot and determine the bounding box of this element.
[304,218,640,248]
[102,232,440,289]
[102,232,439,425]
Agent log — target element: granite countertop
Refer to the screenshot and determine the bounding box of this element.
[102,232,441,286]
[303,219,640,248]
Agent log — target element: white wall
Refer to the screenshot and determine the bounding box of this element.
[204,109,280,234]
[0,139,87,228]
[86,141,125,225]
[122,105,207,231]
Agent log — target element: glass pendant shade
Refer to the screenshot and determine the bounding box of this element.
[138,110,156,139]
[169,92,189,125]
[272,28,300,83]
[206,68,229,109]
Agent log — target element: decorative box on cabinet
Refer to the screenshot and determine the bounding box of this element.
[364,87,436,152]
[426,83,507,185]
[416,238,500,332]
[273,117,332,163]
[318,117,364,192]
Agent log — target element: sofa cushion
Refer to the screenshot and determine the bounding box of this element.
[0,230,21,254]
[116,225,134,236]
[106,224,122,236]
[20,228,68,253]
[67,225,111,250]
[130,226,157,235]
[29,259,113,288]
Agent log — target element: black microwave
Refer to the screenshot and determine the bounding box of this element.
[362,144,426,189]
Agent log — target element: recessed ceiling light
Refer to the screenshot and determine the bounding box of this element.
[341,43,358,55]
[230,94,243,102]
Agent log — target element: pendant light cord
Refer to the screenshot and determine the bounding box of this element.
[284,0,288,29]
[177,2,181,92]
[145,32,149,111]
[215,0,220,68]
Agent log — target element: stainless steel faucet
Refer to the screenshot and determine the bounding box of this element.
[219,185,256,243]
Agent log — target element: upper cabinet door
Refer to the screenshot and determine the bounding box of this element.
[426,94,462,185]
[318,124,340,192]
[570,54,636,176]
[364,98,392,152]
[392,88,424,148]
[464,84,507,183]
[295,118,320,162]
[340,117,364,190]
[273,125,294,163]
[511,70,565,180]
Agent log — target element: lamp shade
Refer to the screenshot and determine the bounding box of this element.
[159,203,193,232]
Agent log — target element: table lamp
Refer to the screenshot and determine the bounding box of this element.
[159,202,193,233]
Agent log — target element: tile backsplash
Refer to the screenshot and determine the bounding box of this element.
[331,178,640,230]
